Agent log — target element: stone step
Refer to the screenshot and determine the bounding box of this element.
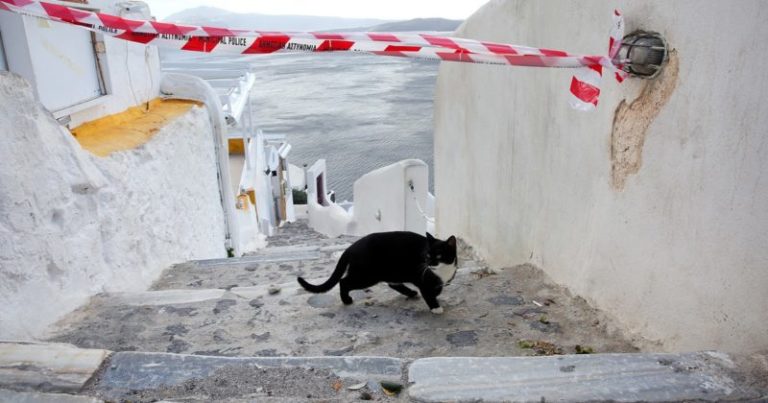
[407,353,766,402]
[48,265,638,360]
[1,341,764,402]
[151,248,343,291]
[0,341,108,394]
[88,352,403,402]
[113,281,312,307]
[152,232,474,293]
[196,250,326,266]
[0,389,102,403]
[264,220,359,250]
[262,243,352,255]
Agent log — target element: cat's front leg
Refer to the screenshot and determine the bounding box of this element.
[418,286,443,314]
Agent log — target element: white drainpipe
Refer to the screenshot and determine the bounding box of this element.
[159,73,241,256]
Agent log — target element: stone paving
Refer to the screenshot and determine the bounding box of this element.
[2,341,766,402]
[407,352,768,403]
[3,221,766,401]
[48,220,638,360]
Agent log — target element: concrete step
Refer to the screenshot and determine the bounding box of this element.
[48,265,638,360]
[152,241,353,291]
[0,389,102,403]
[198,250,327,266]
[408,353,767,402]
[1,341,764,402]
[265,219,358,249]
[154,218,475,293]
[265,234,357,249]
[0,341,108,394]
[88,352,403,402]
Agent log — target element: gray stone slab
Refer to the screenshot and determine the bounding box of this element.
[0,341,109,393]
[408,352,761,402]
[99,280,329,308]
[195,250,323,267]
[228,277,331,299]
[318,243,352,252]
[92,351,402,400]
[0,389,102,403]
[255,245,322,254]
[106,289,227,306]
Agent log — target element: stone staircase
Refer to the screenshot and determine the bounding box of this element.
[1,220,766,402]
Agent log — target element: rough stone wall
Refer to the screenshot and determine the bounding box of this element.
[0,72,226,340]
[434,0,768,353]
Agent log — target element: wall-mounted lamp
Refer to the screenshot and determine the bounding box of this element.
[617,31,669,79]
[116,2,150,17]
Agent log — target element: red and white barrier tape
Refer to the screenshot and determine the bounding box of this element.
[0,0,625,110]
[608,9,628,83]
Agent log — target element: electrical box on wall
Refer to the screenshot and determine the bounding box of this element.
[0,9,106,114]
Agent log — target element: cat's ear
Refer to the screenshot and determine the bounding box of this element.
[447,236,456,248]
[426,232,435,242]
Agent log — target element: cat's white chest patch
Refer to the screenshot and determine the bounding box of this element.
[431,263,457,284]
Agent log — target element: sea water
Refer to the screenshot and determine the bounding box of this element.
[163,51,437,201]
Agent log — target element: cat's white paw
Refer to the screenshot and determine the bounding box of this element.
[431,307,444,315]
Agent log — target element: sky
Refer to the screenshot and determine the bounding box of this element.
[145,0,489,21]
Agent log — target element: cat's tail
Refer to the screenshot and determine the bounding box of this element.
[297,251,349,293]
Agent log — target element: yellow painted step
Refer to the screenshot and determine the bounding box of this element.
[228,138,245,155]
[71,98,201,157]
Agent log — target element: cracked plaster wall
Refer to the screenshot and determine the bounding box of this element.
[611,51,679,190]
[434,0,768,353]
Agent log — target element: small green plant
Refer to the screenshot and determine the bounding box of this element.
[518,339,535,349]
[292,188,308,204]
[226,247,235,258]
[575,345,595,354]
[518,339,563,355]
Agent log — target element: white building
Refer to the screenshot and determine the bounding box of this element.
[0,0,293,339]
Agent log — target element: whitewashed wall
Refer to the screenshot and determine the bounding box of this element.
[303,159,431,238]
[352,159,428,236]
[305,159,352,237]
[434,0,768,353]
[0,72,226,340]
[245,131,277,237]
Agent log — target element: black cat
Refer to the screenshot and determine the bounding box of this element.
[297,232,458,314]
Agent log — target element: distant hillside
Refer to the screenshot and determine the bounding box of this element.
[365,18,462,32]
[164,6,393,32]
[163,7,462,33]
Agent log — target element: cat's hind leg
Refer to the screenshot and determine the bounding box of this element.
[339,270,378,305]
[339,277,355,305]
[388,283,419,299]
